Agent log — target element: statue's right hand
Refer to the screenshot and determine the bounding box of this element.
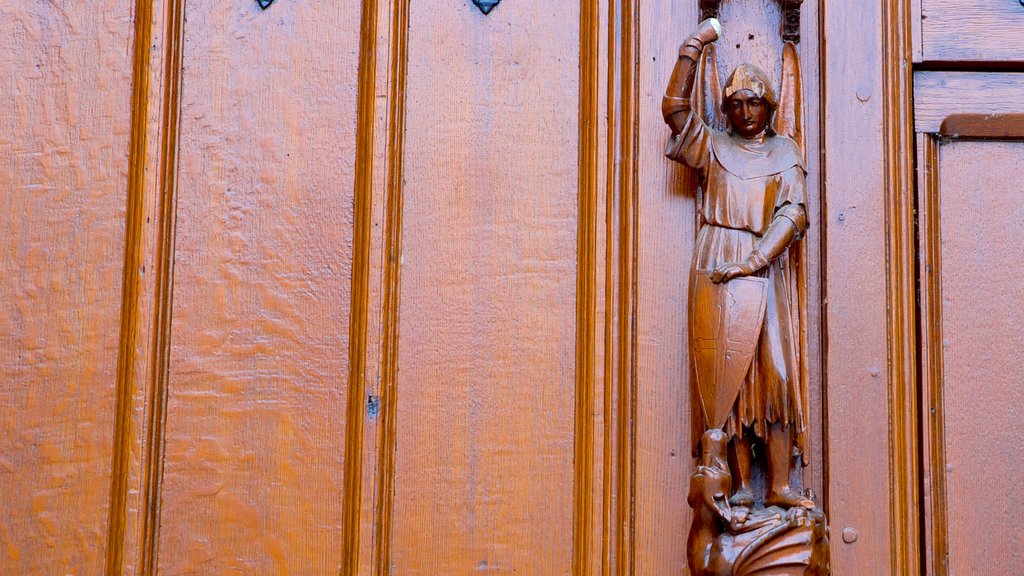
[679,18,721,61]
[693,18,722,45]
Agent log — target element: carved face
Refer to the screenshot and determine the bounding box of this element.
[724,89,770,139]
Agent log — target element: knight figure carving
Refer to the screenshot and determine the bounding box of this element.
[662,16,830,575]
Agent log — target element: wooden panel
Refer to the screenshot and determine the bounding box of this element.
[921,139,1024,576]
[0,2,134,572]
[388,2,580,573]
[153,1,361,572]
[914,72,1024,133]
[823,0,898,572]
[920,0,1024,63]
[634,0,698,570]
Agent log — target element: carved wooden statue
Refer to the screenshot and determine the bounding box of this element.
[663,16,829,575]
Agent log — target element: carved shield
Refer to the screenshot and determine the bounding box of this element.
[690,272,769,429]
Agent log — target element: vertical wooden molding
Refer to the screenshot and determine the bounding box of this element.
[573,0,600,571]
[342,0,381,571]
[918,135,948,576]
[881,0,921,573]
[136,0,187,572]
[909,0,923,63]
[814,0,830,516]
[107,0,187,573]
[600,0,618,572]
[106,0,156,572]
[614,0,639,572]
[370,0,410,570]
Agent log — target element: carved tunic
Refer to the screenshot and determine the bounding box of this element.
[666,112,809,450]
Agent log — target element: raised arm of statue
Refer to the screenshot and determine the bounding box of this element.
[663,18,722,135]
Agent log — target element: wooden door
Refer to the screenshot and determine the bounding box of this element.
[915,75,1024,575]
[1,0,830,573]
[3,0,1018,574]
[919,133,1024,575]
[912,2,1024,572]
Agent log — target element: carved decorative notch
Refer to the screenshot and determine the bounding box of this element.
[699,0,721,22]
[472,0,500,15]
[781,0,803,43]
[255,0,274,9]
[698,0,802,43]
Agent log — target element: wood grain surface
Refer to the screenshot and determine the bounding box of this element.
[923,140,1024,575]
[638,0,699,570]
[920,0,1024,62]
[0,0,993,572]
[914,72,1024,133]
[940,114,1024,139]
[150,1,361,573]
[822,0,898,573]
[0,2,134,573]
[386,2,580,573]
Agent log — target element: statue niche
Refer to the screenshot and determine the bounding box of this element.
[662,15,830,576]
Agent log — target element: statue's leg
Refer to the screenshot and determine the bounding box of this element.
[760,266,813,509]
[727,434,754,506]
[765,423,814,508]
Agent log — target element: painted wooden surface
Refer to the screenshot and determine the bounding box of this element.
[822,0,899,573]
[149,0,361,573]
[0,2,134,573]
[636,1,700,569]
[920,0,1024,62]
[939,114,1024,138]
[387,2,580,573]
[914,72,1024,133]
[2,0,1007,573]
[921,140,1024,575]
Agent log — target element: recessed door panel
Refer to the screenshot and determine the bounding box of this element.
[389,2,580,572]
[154,1,361,573]
[0,3,135,572]
[921,138,1024,576]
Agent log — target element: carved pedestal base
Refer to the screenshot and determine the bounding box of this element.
[694,504,829,576]
[688,431,830,576]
